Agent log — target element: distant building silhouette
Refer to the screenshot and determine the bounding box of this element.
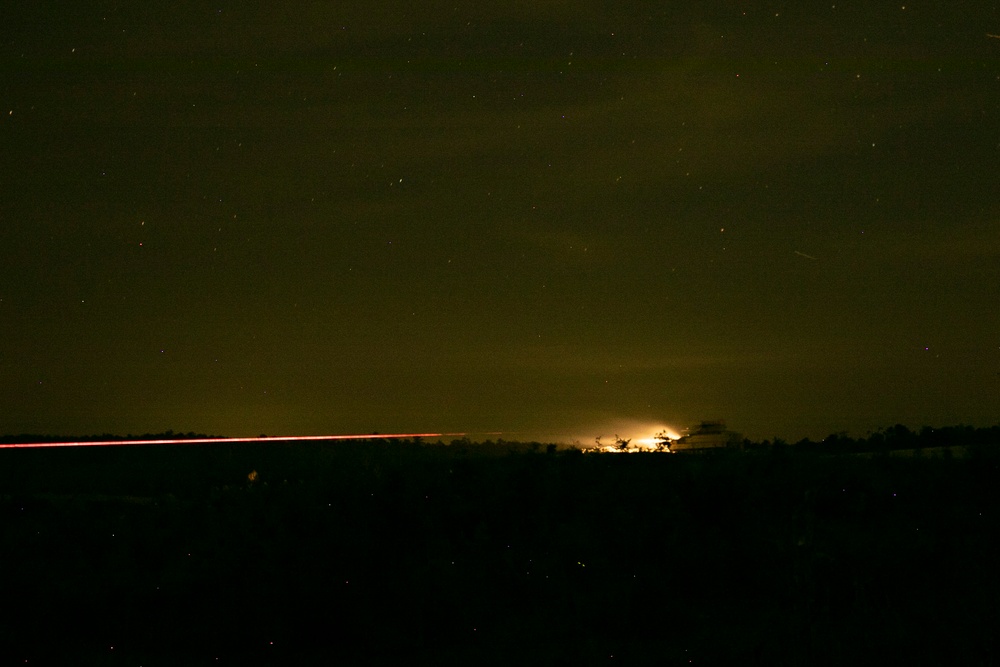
[670,421,743,452]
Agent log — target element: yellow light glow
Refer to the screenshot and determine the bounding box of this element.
[631,425,680,448]
[585,423,680,452]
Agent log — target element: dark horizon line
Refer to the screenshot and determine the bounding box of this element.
[2,423,1000,450]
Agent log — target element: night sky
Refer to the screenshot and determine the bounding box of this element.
[3,1,999,442]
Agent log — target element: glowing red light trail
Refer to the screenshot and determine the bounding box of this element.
[0,433,466,449]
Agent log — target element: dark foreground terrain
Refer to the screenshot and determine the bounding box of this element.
[1,440,998,665]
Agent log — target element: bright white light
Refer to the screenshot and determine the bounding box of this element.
[584,422,680,452]
[633,425,680,449]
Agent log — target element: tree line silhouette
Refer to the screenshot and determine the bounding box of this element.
[0,424,998,664]
[748,423,1000,455]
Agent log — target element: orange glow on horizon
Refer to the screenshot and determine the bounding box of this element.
[0,433,466,449]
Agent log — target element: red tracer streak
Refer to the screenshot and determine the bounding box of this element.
[0,433,466,449]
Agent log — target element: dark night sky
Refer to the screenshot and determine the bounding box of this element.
[3,1,999,442]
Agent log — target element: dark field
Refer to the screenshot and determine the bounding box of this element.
[2,440,999,665]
